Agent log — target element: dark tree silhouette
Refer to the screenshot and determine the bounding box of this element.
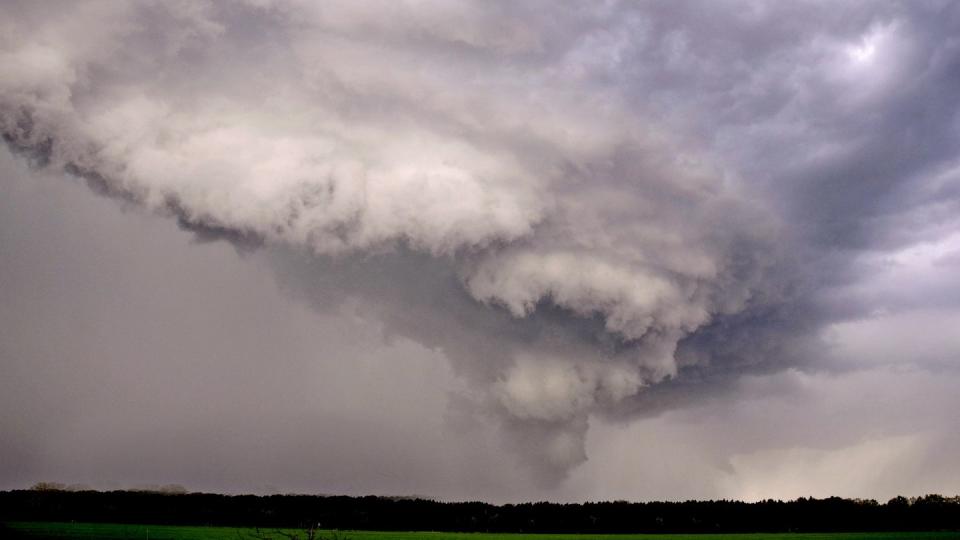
[1,488,959,533]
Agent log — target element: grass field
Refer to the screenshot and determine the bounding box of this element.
[3,523,959,540]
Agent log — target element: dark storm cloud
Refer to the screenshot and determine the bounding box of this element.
[588,1,960,252]
[2,0,960,495]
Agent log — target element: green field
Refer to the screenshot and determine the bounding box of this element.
[3,523,958,540]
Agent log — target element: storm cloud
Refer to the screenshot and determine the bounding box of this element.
[2,1,960,499]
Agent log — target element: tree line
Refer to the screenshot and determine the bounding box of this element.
[1,488,959,533]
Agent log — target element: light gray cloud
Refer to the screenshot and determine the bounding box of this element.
[2,0,960,497]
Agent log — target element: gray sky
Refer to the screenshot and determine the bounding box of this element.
[2,0,960,502]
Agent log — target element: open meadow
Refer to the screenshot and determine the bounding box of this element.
[4,523,959,540]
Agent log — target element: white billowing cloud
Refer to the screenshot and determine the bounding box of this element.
[4,0,960,489]
[466,251,710,342]
[496,354,644,423]
[0,0,784,470]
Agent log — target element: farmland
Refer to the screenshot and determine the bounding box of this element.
[4,523,959,540]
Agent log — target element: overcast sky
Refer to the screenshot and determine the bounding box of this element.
[2,0,960,503]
